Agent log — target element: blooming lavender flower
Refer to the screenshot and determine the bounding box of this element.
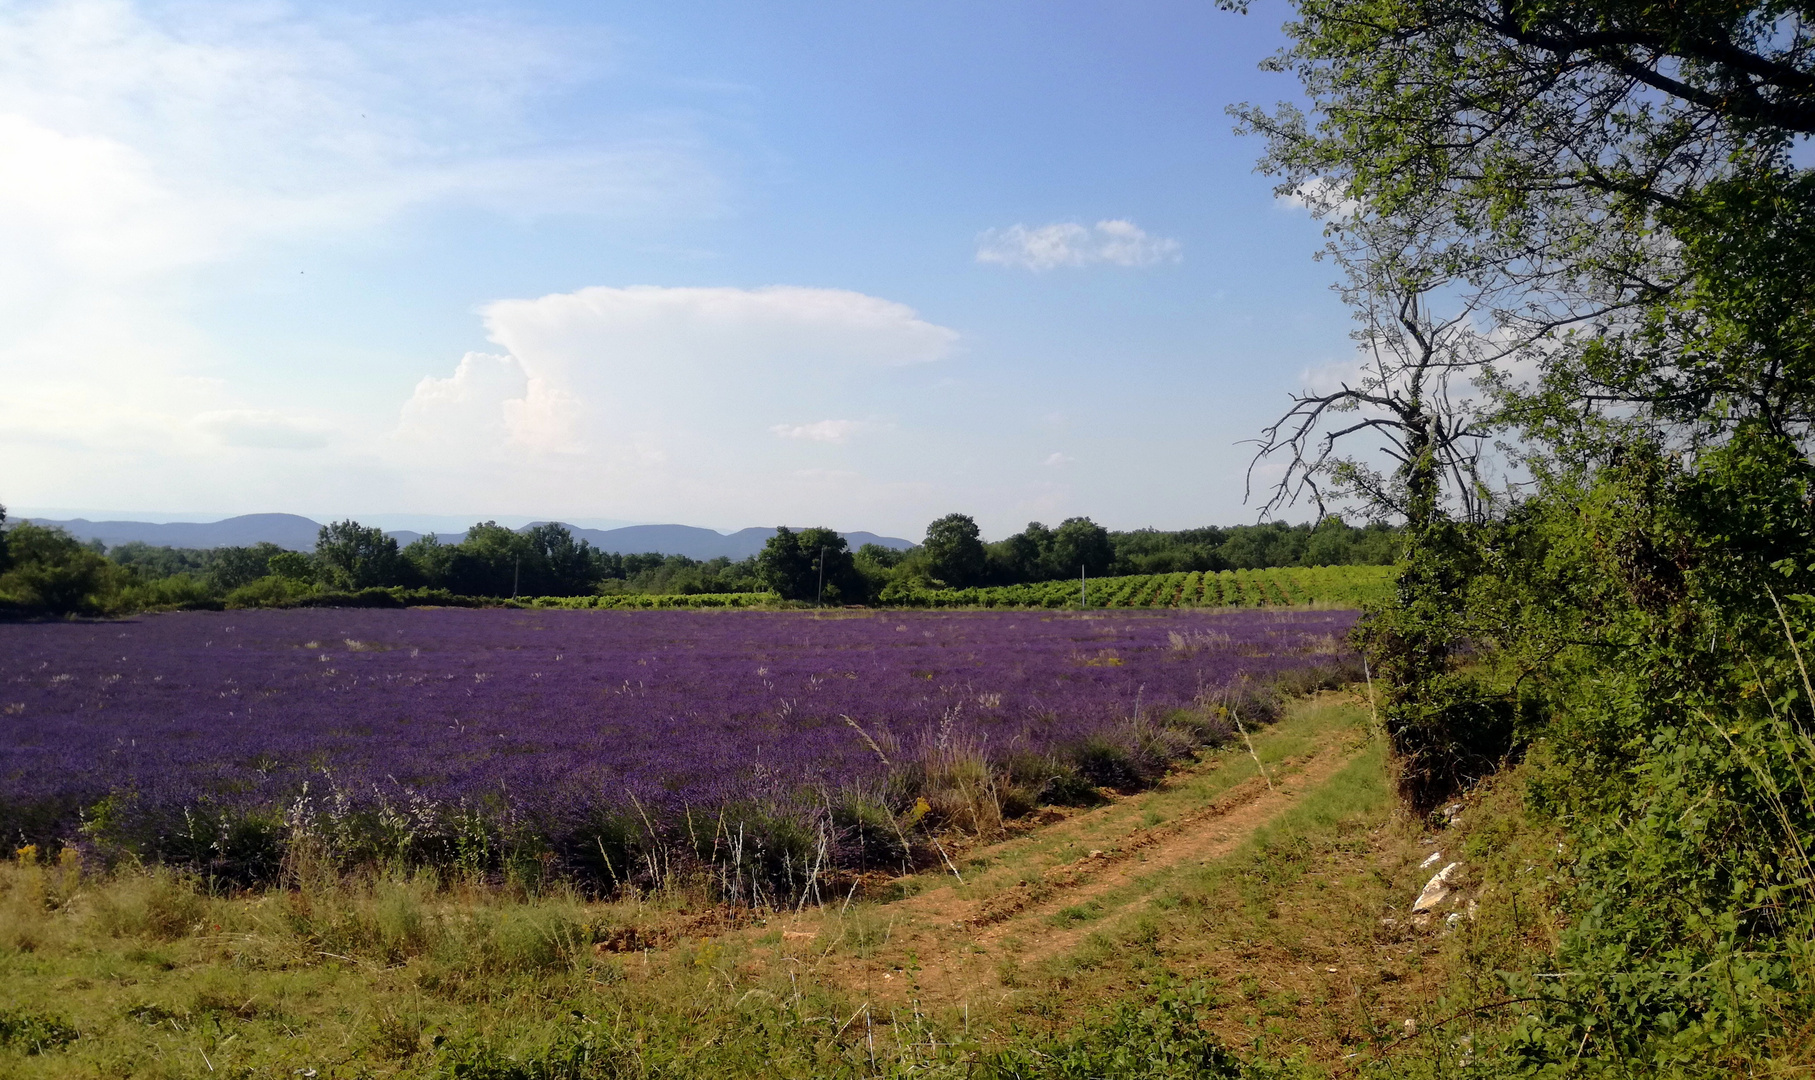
[0,608,1356,880]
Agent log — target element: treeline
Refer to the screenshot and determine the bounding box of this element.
[0,508,1396,615]
[0,515,774,615]
[861,513,1395,599]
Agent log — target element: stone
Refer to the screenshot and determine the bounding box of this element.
[1412,861,1462,913]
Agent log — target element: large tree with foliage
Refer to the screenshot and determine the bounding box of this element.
[920,513,988,587]
[1235,0,1815,450]
[432,521,606,598]
[0,523,114,614]
[314,520,406,591]
[1048,517,1115,579]
[757,527,864,603]
[1236,0,1815,1068]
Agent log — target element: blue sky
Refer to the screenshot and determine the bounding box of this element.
[3,0,1357,540]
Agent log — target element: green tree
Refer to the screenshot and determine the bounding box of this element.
[1049,517,1113,578]
[921,513,987,587]
[1303,516,1358,567]
[314,519,405,590]
[0,523,114,614]
[400,534,453,588]
[266,551,315,582]
[1235,0,1815,1067]
[854,543,905,570]
[444,522,527,597]
[1236,0,1815,457]
[206,543,287,591]
[757,527,863,603]
[520,523,607,596]
[106,542,208,581]
[852,543,906,596]
[989,522,1055,582]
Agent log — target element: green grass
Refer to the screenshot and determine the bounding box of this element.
[993,738,1568,1074]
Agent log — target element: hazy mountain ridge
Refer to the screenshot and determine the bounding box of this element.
[29,515,915,558]
[26,514,326,552]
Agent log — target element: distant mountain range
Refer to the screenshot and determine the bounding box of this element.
[30,513,327,552]
[28,514,915,558]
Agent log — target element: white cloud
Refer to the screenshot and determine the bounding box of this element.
[398,284,956,467]
[975,219,1181,271]
[0,0,723,488]
[370,284,966,530]
[0,1,714,283]
[398,352,528,446]
[1043,452,1073,466]
[772,420,862,443]
[193,410,332,450]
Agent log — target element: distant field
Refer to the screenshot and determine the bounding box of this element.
[525,564,1394,611]
[882,563,1394,610]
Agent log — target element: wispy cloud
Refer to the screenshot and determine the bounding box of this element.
[0,0,724,487]
[1043,451,1073,466]
[771,419,861,444]
[0,0,716,284]
[976,219,1181,271]
[193,409,332,450]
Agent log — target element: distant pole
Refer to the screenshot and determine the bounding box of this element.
[1081,564,1087,610]
[512,555,520,600]
[816,546,827,607]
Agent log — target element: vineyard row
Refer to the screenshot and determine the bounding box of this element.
[514,565,1392,611]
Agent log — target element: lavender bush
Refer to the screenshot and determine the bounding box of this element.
[1,608,1357,896]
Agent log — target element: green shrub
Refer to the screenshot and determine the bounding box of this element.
[0,1008,78,1054]
[0,523,114,614]
[224,573,318,608]
[983,981,1289,1079]
[1069,736,1147,792]
[112,573,221,612]
[830,796,909,870]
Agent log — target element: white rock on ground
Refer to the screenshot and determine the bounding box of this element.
[1412,861,1463,913]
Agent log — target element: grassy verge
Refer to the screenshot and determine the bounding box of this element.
[0,693,1566,1078]
[970,743,1565,1074]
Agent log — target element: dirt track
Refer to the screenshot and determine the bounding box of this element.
[747,711,1365,1009]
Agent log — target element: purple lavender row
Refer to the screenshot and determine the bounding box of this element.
[0,608,1355,870]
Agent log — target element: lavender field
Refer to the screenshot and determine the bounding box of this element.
[1,608,1357,889]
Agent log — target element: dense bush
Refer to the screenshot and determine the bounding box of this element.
[1471,431,1815,1072]
[0,523,115,615]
